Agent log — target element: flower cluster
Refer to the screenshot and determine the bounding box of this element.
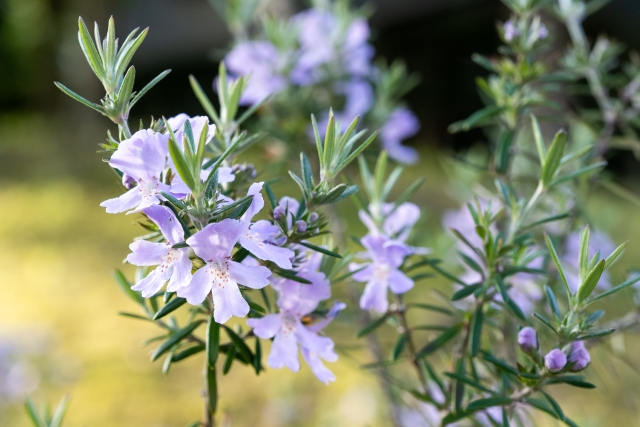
[222,5,420,164]
[518,327,591,373]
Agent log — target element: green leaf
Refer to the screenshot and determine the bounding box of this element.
[544,233,572,298]
[54,82,104,114]
[113,270,144,306]
[171,344,205,362]
[207,366,218,414]
[577,259,605,303]
[406,303,454,316]
[357,314,390,338]
[222,325,254,364]
[301,152,314,189]
[78,17,105,80]
[471,306,484,356]
[495,129,514,174]
[222,346,236,374]
[533,312,557,333]
[276,269,312,284]
[115,66,136,112]
[253,337,262,374]
[166,126,196,192]
[604,241,628,271]
[578,226,591,283]
[448,105,504,133]
[264,183,277,209]
[545,285,562,319]
[299,241,342,258]
[49,395,70,427]
[189,75,220,125]
[151,320,204,361]
[452,283,482,301]
[586,275,640,304]
[522,213,570,230]
[530,115,546,165]
[160,191,187,210]
[205,169,219,200]
[480,351,519,375]
[115,27,148,77]
[546,375,596,388]
[444,372,494,394]
[540,390,565,421]
[541,130,567,186]
[416,323,463,358]
[117,311,149,321]
[153,297,187,320]
[24,398,46,427]
[390,333,407,361]
[466,397,513,412]
[550,162,606,187]
[207,317,220,367]
[576,328,615,340]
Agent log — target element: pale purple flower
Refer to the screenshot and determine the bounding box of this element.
[380,108,420,164]
[100,129,170,214]
[128,205,193,297]
[568,341,590,371]
[177,219,271,323]
[224,41,289,105]
[351,235,413,313]
[517,327,538,352]
[237,182,295,269]
[247,270,339,384]
[544,348,567,373]
[291,10,374,85]
[563,229,615,292]
[504,20,520,42]
[398,403,441,427]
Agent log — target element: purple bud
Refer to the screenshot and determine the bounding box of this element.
[122,174,136,190]
[517,327,538,352]
[309,212,319,222]
[568,341,590,371]
[273,206,285,220]
[296,220,307,233]
[544,349,567,373]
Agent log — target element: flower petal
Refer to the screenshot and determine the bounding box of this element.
[359,278,389,313]
[295,322,337,362]
[301,347,336,384]
[387,269,414,295]
[211,280,250,323]
[241,182,265,221]
[132,268,170,298]
[143,205,185,245]
[228,260,270,289]
[167,252,193,292]
[127,240,168,266]
[239,232,294,269]
[100,187,140,214]
[109,129,168,179]
[186,219,248,262]
[177,267,212,305]
[268,330,300,372]
[246,314,282,339]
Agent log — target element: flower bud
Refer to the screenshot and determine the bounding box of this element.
[122,174,136,190]
[309,212,319,222]
[517,327,537,352]
[544,349,567,373]
[568,341,590,371]
[273,206,285,220]
[296,220,307,233]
